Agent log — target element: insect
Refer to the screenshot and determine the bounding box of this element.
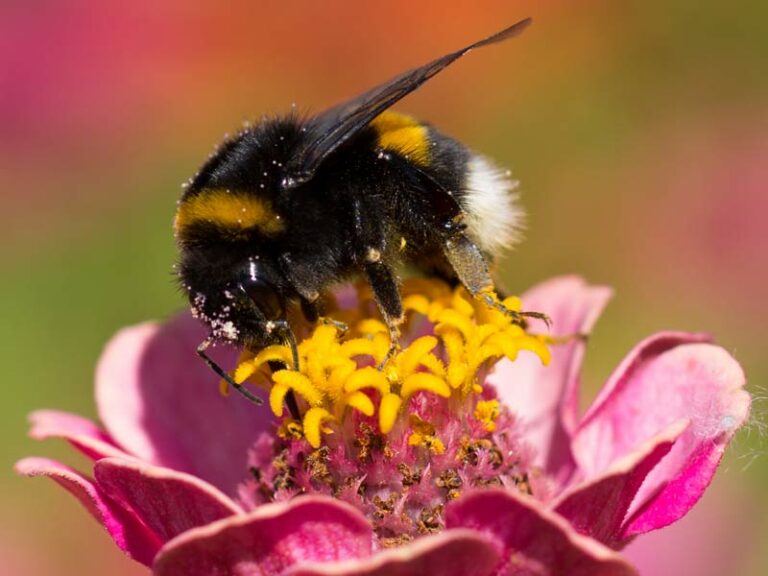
[175,17,546,404]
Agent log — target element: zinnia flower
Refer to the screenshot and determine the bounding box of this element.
[16,276,749,575]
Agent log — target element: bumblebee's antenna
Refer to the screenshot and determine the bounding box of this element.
[197,338,264,405]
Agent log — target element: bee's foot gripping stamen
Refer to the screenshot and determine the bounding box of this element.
[319,317,350,334]
[377,317,403,370]
[377,341,400,371]
[480,293,550,329]
[519,310,552,329]
[273,320,301,371]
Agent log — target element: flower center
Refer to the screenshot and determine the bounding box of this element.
[231,279,551,546]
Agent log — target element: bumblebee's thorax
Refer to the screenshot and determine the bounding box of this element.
[174,112,438,251]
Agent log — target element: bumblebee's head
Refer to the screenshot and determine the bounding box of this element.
[178,245,291,347]
[174,121,298,346]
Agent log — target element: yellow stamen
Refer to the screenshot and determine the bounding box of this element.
[343,366,390,395]
[379,393,403,434]
[397,336,439,376]
[356,319,388,335]
[304,408,336,448]
[228,279,552,449]
[345,391,375,417]
[403,294,430,315]
[401,372,451,402]
[271,371,325,410]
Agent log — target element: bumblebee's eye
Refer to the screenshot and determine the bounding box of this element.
[241,278,283,321]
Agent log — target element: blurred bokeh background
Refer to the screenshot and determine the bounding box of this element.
[2,1,766,574]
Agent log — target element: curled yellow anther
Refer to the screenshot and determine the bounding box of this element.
[397,336,438,376]
[524,336,552,366]
[345,391,375,417]
[329,360,358,394]
[379,393,402,434]
[436,327,464,365]
[403,294,430,315]
[343,366,390,395]
[401,372,451,402]
[451,290,475,317]
[303,407,336,448]
[271,370,324,412]
[436,309,475,340]
[356,319,388,335]
[340,338,379,359]
[446,362,468,390]
[419,353,446,377]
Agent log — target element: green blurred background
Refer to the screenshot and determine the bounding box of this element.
[2,1,766,574]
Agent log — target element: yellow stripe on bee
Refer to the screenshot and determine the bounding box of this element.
[370,111,430,166]
[174,189,284,237]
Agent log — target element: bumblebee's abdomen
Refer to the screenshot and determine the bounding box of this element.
[460,154,523,256]
[370,111,523,257]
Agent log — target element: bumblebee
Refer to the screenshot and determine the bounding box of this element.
[175,18,543,404]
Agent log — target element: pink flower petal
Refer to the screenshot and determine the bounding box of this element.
[152,497,373,576]
[28,409,131,461]
[489,276,612,481]
[95,313,274,496]
[284,530,500,576]
[94,457,242,544]
[621,436,738,539]
[572,334,750,536]
[553,420,687,547]
[446,488,637,575]
[14,457,161,566]
[623,475,758,575]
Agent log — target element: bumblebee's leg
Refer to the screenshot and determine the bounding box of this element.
[321,316,350,334]
[300,297,349,334]
[300,297,319,323]
[405,164,549,325]
[364,258,404,368]
[279,252,322,305]
[443,233,550,327]
[196,338,263,405]
[351,198,403,367]
[443,234,493,298]
[270,319,300,371]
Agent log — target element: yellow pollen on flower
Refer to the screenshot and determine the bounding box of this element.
[407,415,445,455]
[277,419,304,440]
[474,399,501,432]
[228,279,552,448]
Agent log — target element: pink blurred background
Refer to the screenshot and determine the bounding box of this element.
[2,1,766,574]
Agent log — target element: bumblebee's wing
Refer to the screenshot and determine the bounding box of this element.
[284,17,531,187]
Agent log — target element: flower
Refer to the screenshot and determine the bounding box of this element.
[16,276,749,575]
